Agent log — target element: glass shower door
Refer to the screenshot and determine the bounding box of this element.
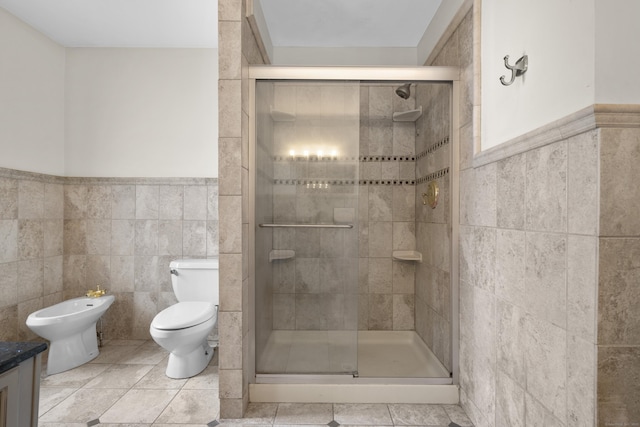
[254,80,360,376]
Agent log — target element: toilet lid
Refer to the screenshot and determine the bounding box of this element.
[151,302,216,330]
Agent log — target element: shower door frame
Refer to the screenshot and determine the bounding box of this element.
[248,66,461,386]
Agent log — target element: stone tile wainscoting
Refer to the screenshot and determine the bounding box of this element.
[0,167,218,343]
[459,105,640,427]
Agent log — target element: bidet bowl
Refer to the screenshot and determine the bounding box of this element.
[26,294,115,375]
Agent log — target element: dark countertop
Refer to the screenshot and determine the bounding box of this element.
[0,341,48,375]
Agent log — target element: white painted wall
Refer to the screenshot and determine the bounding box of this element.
[0,7,66,175]
[482,0,640,150]
[595,0,640,103]
[65,48,218,177]
[481,0,595,150]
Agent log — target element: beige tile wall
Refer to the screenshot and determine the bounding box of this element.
[218,0,266,418]
[459,129,600,427]
[63,179,218,340]
[451,3,638,426]
[597,127,640,425]
[0,171,64,342]
[0,170,218,344]
[431,3,596,426]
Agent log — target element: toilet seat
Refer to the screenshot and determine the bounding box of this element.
[151,302,216,330]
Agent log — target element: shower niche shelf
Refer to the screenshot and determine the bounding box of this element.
[269,249,295,262]
[270,107,296,122]
[392,250,423,262]
[393,106,422,122]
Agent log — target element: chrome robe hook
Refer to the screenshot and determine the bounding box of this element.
[500,55,528,86]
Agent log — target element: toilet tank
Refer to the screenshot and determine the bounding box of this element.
[169,258,219,304]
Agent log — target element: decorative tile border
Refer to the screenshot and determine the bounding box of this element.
[273,179,415,186]
[272,156,416,162]
[416,167,450,184]
[416,136,450,160]
[360,155,416,162]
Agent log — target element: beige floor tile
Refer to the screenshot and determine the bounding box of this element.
[119,341,167,365]
[99,388,179,424]
[38,387,76,416]
[153,425,206,427]
[83,363,154,389]
[183,365,220,390]
[103,339,148,346]
[40,363,110,388]
[271,425,328,427]
[97,424,150,427]
[443,404,474,426]
[274,403,334,425]
[38,423,87,427]
[38,387,127,423]
[334,403,393,425]
[388,404,451,425]
[89,343,143,364]
[134,363,188,389]
[155,388,220,424]
[220,402,278,424]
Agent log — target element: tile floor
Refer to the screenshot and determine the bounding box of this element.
[38,339,473,426]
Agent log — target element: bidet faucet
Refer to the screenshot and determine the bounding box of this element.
[86,285,107,298]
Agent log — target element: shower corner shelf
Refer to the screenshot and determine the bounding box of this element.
[392,106,422,122]
[269,249,295,262]
[270,107,296,122]
[392,250,423,262]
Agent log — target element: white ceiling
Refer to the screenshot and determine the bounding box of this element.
[0,0,442,49]
[259,0,441,48]
[0,0,218,47]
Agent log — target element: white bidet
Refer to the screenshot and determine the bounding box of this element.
[26,295,115,375]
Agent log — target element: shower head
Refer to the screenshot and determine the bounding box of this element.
[395,83,411,99]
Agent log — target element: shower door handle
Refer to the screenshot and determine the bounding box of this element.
[258,223,353,229]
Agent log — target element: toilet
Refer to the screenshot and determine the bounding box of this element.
[150,258,219,379]
[26,294,115,375]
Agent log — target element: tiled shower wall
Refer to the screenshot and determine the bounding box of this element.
[267,82,360,331]
[414,83,452,372]
[260,84,423,333]
[357,85,418,331]
[0,168,218,342]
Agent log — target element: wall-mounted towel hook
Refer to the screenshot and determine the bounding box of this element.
[500,54,528,86]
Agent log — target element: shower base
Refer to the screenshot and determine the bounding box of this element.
[257,330,449,378]
[252,330,457,404]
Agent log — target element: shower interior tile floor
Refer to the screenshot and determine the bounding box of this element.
[37,339,473,426]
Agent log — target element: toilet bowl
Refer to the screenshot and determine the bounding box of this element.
[26,294,115,375]
[150,258,219,379]
[150,301,218,378]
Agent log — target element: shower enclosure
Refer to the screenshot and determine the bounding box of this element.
[249,67,459,400]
